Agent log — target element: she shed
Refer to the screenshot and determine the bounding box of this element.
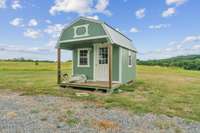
[56,17,137,90]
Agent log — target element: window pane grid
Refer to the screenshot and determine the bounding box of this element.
[79,50,88,66]
[99,48,108,64]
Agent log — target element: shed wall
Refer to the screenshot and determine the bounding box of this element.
[72,43,119,81]
[72,44,94,80]
[112,45,119,81]
[121,47,136,83]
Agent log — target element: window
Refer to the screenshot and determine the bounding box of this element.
[73,24,90,38]
[78,49,90,67]
[99,47,108,64]
[128,51,133,67]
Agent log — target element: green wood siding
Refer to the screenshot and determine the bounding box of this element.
[73,44,93,80]
[112,45,119,81]
[60,19,106,41]
[121,47,136,83]
[58,18,136,83]
[72,44,119,81]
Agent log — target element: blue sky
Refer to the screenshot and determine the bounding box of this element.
[0,0,200,60]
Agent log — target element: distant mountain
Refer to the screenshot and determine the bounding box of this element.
[137,55,200,71]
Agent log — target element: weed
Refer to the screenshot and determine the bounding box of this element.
[66,118,79,126]
[154,120,175,129]
[30,109,39,114]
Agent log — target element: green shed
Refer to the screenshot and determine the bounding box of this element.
[56,17,137,90]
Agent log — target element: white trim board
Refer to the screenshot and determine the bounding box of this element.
[72,50,74,75]
[60,35,108,44]
[93,44,96,81]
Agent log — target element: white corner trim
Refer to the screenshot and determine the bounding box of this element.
[73,24,90,38]
[119,47,122,83]
[72,50,74,76]
[77,48,90,67]
[93,44,96,81]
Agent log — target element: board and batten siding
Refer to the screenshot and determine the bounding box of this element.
[72,44,94,80]
[60,19,107,41]
[121,47,136,83]
[112,45,119,81]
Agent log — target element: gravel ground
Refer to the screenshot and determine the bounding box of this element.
[0,91,200,133]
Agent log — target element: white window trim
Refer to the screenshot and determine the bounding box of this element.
[128,51,133,68]
[73,24,90,38]
[77,48,90,67]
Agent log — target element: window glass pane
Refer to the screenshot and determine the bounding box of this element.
[99,47,108,64]
[99,48,108,64]
[79,50,88,65]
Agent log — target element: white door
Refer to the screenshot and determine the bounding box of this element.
[95,44,109,81]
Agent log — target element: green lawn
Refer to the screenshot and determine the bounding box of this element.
[0,61,200,121]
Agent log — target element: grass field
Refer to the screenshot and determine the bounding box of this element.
[0,61,200,121]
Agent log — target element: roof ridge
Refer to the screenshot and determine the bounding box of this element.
[103,23,132,41]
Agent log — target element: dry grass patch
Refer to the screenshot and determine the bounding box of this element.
[94,119,120,130]
[6,111,17,119]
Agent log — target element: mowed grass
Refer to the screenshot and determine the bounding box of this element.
[0,61,71,95]
[0,61,200,121]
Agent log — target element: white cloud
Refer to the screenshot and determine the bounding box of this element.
[166,0,187,6]
[135,8,146,19]
[9,18,24,27]
[44,24,65,38]
[11,0,22,10]
[95,0,108,11]
[182,35,200,44]
[50,0,92,15]
[86,15,99,20]
[192,45,200,50]
[162,8,176,17]
[95,0,111,15]
[139,35,200,60]
[130,27,139,33]
[49,0,111,16]
[149,24,171,30]
[24,29,42,39]
[28,19,38,27]
[0,0,6,8]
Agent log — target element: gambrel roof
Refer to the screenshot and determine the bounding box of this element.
[57,17,137,52]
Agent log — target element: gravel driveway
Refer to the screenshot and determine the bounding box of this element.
[0,90,199,133]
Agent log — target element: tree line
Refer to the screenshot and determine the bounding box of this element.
[137,55,200,71]
[0,57,72,63]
